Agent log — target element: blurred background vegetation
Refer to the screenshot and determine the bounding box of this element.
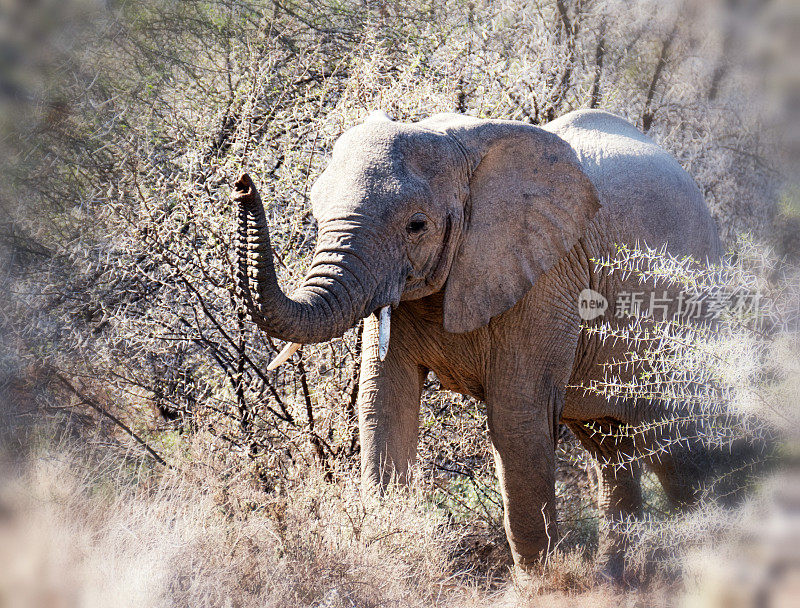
[0,0,797,606]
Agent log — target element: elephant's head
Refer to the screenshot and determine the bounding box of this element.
[234,112,600,366]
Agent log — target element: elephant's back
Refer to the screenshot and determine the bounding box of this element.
[545,110,722,261]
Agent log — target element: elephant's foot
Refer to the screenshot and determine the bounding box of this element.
[595,546,640,588]
[595,552,626,586]
[594,518,638,587]
[504,563,543,604]
[511,563,538,587]
[507,533,554,572]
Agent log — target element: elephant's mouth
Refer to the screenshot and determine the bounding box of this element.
[269,300,395,371]
[267,272,404,372]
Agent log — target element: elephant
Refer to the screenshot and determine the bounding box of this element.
[232,109,722,578]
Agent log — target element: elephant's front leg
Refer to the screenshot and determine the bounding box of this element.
[358,313,427,492]
[487,382,562,568]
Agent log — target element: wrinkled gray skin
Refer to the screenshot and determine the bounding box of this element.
[234,110,721,580]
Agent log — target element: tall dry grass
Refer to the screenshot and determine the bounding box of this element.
[0,436,472,608]
[0,441,665,607]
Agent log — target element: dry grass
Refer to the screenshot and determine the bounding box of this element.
[0,439,471,608]
[0,448,658,607]
[2,404,798,607]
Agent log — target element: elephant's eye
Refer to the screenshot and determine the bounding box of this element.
[406,213,428,236]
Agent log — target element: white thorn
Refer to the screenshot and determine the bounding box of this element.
[378,305,391,361]
[267,342,301,370]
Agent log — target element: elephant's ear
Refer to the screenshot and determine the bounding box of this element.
[425,115,601,333]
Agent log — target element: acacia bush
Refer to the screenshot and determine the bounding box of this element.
[579,237,798,576]
[1,0,797,603]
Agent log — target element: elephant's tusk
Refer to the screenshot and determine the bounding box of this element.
[378,305,391,361]
[267,342,301,370]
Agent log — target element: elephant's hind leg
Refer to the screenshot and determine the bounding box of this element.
[568,419,643,584]
[630,408,706,509]
[643,435,705,509]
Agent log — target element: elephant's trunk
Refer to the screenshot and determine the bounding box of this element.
[234,173,378,345]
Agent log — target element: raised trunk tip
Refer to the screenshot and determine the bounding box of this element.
[233,172,257,204]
